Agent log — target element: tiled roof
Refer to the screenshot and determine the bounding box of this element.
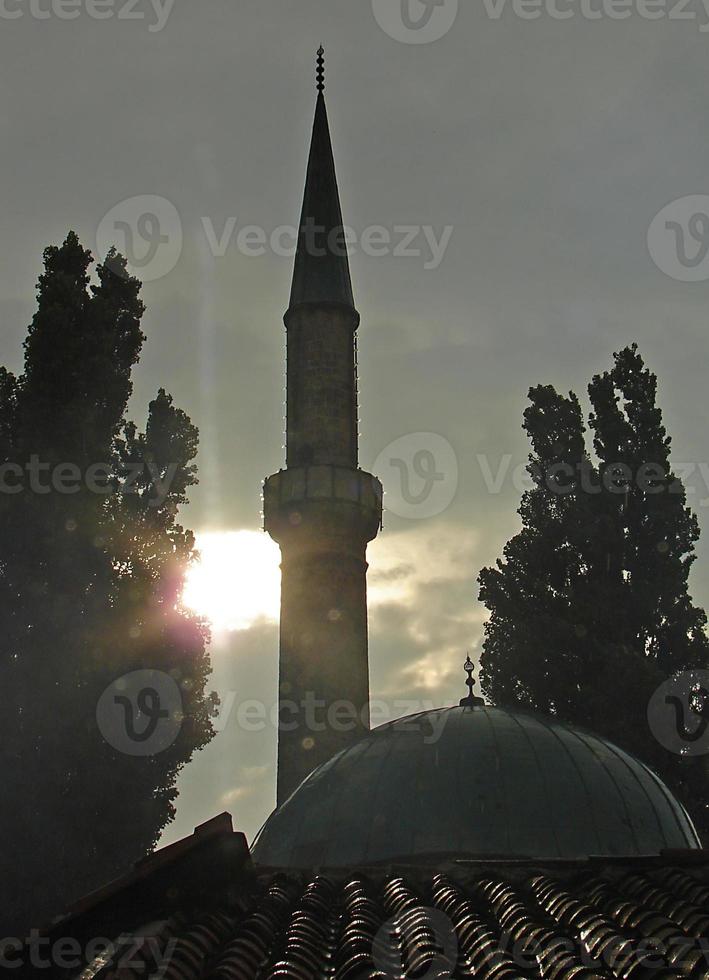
[94,863,709,979]
[8,816,709,980]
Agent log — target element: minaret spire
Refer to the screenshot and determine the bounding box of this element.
[316,44,324,94]
[289,48,354,311]
[264,57,382,806]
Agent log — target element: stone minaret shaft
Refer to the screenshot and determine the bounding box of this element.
[264,53,382,805]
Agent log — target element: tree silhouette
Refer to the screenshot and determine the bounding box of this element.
[0,233,217,934]
[479,345,709,838]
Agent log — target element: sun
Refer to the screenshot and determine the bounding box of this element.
[183,530,281,633]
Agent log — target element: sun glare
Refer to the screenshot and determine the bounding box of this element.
[183,530,281,633]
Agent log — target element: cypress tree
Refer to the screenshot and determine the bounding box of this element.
[479,345,709,837]
[0,234,217,934]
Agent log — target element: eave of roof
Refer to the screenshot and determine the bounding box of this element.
[9,814,709,980]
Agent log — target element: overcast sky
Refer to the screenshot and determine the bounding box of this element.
[4,0,709,845]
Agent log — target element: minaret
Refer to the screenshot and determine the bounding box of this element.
[264,48,382,805]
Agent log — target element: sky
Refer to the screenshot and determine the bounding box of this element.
[3,0,709,845]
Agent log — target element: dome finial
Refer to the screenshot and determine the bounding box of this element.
[316,45,325,94]
[459,653,484,708]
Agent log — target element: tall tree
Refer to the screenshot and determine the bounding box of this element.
[0,233,217,935]
[479,345,709,836]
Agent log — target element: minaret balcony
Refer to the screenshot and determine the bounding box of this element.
[263,465,382,549]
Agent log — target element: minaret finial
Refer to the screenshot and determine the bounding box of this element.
[316,45,325,94]
[459,654,484,708]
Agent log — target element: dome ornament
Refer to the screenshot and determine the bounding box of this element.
[316,45,325,94]
[459,654,484,708]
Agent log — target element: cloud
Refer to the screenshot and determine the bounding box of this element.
[220,786,255,806]
[8,3,709,852]
[368,523,485,704]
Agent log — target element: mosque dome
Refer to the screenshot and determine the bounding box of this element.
[252,705,699,868]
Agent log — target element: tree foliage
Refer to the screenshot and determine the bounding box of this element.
[479,345,709,836]
[0,233,217,934]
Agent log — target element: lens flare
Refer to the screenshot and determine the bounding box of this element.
[183,530,281,633]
